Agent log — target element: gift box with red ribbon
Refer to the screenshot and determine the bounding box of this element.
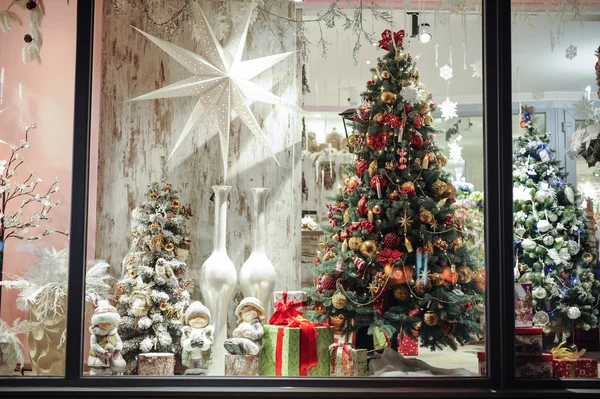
[273,291,307,315]
[329,343,368,377]
[398,329,419,356]
[333,332,356,346]
[259,295,333,376]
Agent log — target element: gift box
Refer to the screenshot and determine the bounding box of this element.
[398,329,419,356]
[515,327,543,355]
[515,354,553,378]
[553,358,598,378]
[333,332,356,346]
[259,323,334,376]
[329,343,368,377]
[515,283,533,327]
[477,352,486,376]
[274,291,307,315]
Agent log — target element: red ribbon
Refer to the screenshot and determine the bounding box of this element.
[275,327,285,376]
[378,29,406,51]
[273,315,321,376]
[269,292,303,325]
[330,343,353,376]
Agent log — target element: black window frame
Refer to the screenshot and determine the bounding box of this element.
[0,0,599,396]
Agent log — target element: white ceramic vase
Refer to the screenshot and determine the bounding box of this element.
[199,185,237,376]
[239,188,277,318]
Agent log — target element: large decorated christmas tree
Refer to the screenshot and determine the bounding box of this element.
[513,106,599,331]
[115,159,194,366]
[308,30,484,350]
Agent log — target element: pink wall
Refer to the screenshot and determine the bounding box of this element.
[0,0,77,362]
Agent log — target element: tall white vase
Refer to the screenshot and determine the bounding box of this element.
[239,188,277,318]
[199,185,237,376]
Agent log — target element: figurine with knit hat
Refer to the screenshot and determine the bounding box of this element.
[88,300,127,376]
[181,301,214,375]
[223,297,265,356]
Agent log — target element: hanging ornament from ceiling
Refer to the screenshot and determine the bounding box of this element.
[532,88,545,101]
[470,59,482,79]
[565,44,578,60]
[439,97,458,121]
[129,1,295,180]
[439,64,453,81]
[448,135,464,162]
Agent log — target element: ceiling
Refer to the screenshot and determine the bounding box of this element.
[298,5,600,109]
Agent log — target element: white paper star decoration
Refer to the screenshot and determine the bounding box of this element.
[129,1,295,180]
[565,44,577,60]
[439,64,453,81]
[470,59,482,79]
[440,97,458,121]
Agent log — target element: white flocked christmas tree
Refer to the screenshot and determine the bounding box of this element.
[115,158,194,370]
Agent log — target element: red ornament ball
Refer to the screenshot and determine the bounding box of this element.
[412,132,424,150]
[383,233,402,248]
[356,160,369,175]
[321,274,336,291]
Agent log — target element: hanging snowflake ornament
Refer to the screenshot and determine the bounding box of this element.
[439,64,453,81]
[129,1,295,180]
[565,44,577,60]
[439,97,458,121]
[399,82,423,104]
[470,59,482,79]
[532,88,545,101]
[573,95,600,123]
[448,135,464,162]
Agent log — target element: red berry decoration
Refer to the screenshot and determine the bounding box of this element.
[383,233,402,248]
[321,274,336,291]
[412,132,424,150]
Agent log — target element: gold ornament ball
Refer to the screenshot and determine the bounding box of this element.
[332,292,348,309]
[381,91,396,104]
[417,101,429,114]
[414,279,432,295]
[431,272,445,287]
[349,237,363,251]
[372,205,383,215]
[393,285,410,300]
[457,265,474,284]
[424,115,434,125]
[424,311,439,326]
[381,70,392,79]
[360,240,378,257]
[401,181,415,192]
[419,209,434,224]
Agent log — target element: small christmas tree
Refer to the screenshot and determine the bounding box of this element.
[307,29,484,351]
[115,158,194,367]
[513,106,600,331]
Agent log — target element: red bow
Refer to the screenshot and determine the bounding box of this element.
[378,29,406,51]
[269,292,303,325]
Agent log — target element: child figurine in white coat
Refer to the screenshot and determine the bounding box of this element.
[88,300,126,376]
[181,301,214,375]
[223,297,265,356]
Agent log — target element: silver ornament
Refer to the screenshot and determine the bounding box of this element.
[533,286,547,299]
[567,240,580,255]
[567,306,581,320]
[548,213,558,222]
[521,238,537,251]
[582,282,591,290]
[533,310,550,326]
[535,190,549,203]
[537,220,551,233]
[564,186,575,204]
[515,225,526,237]
[542,235,554,246]
[542,325,552,334]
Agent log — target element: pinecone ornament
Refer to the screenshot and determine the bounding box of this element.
[383,233,402,248]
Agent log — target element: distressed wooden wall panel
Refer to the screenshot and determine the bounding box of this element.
[96,1,302,314]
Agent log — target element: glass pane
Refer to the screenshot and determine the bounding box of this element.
[512,2,600,380]
[85,0,485,378]
[0,0,77,377]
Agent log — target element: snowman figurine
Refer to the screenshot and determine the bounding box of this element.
[88,300,126,376]
[181,301,214,375]
[223,297,265,356]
